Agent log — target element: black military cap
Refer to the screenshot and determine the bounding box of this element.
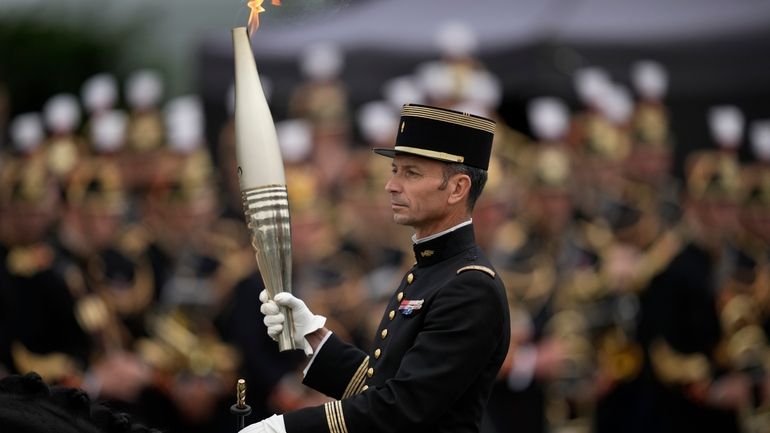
[373,104,496,170]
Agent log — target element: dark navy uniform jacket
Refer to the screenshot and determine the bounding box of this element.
[284,224,510,433]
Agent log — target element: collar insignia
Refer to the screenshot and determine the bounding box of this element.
[420,249,434,257]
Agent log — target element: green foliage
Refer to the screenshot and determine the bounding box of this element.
[0,8,155,116]
[0,21,111,113]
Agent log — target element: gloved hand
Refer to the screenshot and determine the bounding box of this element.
[260,290,326,355]
[240,414,286,433]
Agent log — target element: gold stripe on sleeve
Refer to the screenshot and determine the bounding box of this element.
[342,356,370,399]
[355,380,369,395]
[331,401,349,433]
[324,402,340,433]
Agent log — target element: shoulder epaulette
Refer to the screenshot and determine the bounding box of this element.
[457,265,496,279]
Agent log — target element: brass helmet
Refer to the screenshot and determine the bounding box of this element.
[64,158,126,213]
[149,149,216,205]
[0,157,59,246]
[531,147,572,191]
[0,157,54,207]
[684,152,740,202]
[739,164,770,209]
[744,119,770,207]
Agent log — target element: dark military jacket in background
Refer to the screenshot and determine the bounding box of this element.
[0,242,92,376]
[639,241,740,433]
[284,224,510,433]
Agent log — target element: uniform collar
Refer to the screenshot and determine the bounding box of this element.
[412,219,473,244]
[413,223,476,267]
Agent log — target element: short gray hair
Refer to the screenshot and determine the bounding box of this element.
[439,163,488,212]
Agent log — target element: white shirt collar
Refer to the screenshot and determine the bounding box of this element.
[412,219,473,244]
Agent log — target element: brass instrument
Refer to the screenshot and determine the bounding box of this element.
[543,310,595,433]
[718,292,770,433]
[136,309,240,382]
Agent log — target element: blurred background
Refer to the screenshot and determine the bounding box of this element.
[2,1,770,432]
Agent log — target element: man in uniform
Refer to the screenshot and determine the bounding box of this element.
[0,156,91,383]
[639,151,744,433]
[243,103,511,433]
[485,146,595,433]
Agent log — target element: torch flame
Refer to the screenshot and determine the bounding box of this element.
[247,0,282,36]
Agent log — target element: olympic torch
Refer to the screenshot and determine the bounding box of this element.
[232,26,296,351]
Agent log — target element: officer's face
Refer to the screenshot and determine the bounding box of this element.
[385,155,452,232]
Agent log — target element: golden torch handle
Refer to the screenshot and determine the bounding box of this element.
[242,185,296,351]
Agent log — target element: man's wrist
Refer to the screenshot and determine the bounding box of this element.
[305,328,330,352]
[303,329,333,377]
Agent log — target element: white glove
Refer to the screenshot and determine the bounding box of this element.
[240,414,286,433]
[260,290,326,355]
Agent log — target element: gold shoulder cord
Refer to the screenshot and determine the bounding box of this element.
[457,265,496,278]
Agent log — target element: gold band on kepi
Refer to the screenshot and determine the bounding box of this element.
[373,103,496,170]
[392,146,465,163]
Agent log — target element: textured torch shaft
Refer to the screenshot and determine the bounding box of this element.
[242,186,296,351]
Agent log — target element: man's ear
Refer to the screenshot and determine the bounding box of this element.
[447,174,471,206]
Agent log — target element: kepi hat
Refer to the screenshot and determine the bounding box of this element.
[373,103,495,170]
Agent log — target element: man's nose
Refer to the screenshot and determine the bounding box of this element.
[385,176,398,193]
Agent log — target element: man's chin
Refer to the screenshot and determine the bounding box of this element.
[391,215,411,226]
